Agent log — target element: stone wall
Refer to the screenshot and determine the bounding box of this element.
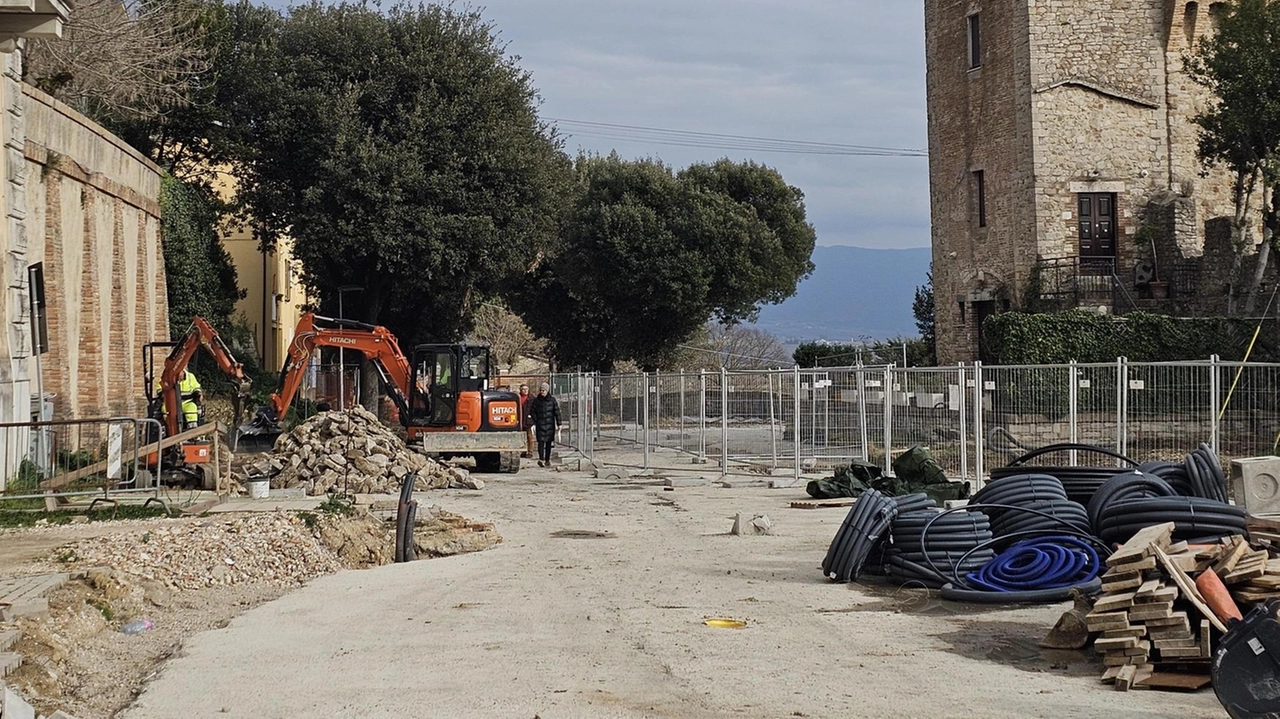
[18,83,166,421]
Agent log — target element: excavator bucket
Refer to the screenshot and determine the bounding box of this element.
[231,415,282,455]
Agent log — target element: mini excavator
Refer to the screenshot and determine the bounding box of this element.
[143,317,252,486]
[235,313,524,472]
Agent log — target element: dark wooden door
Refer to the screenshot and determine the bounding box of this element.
[1078,193,1117,257]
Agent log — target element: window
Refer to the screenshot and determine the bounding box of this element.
[973,170,986,227]
[28,263,48,355]
[968,13,982,69]
[1209,2,1226,31]
[1184,2,1199,44]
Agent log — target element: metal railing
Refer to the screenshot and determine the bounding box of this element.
[0,417,167,503]
[547,356,1280,484]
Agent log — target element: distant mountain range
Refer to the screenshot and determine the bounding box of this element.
[752,245,931,343]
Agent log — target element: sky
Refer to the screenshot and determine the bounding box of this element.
[470,1,931,249]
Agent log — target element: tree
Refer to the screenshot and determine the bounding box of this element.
[468,302,544,371]
[517,154,816,371]
[226,2,571,403]
[668,322,790,370]
[793,341,861,368]
[158,174,244,333]
[912,265,937,366]
[1187,0,1280,314]
[24,0,210,126]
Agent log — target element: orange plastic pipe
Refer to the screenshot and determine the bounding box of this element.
[1196,568,1243,623]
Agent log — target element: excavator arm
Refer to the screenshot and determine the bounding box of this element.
[150,317,251,437]
[236,313,413,450]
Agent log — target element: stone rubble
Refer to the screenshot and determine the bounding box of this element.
[247,406,483,495]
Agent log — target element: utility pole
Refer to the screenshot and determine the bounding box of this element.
[336,285,363,410]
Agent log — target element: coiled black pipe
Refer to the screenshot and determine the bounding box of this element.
[822,490,899,582]
[1095,496,1246,544]
[990,444,1137,505]
[1086,471,1176,533]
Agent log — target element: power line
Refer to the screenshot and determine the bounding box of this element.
[548,118,928,158]
[675,342,790,364]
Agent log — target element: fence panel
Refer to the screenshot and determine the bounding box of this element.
[723,370,786,467]
[1217,362,1280,463]
[1,418,163,501]
[1124,362,1212,463]
[980,364,1078,471]
[890,366,968,480]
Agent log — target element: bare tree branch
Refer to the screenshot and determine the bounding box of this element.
[469,302,545,371]
[24,0,209,124]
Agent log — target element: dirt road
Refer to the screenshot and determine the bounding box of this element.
[121,445,1224,719]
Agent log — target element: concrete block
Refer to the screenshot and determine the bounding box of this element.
[663,477,710,488]
[4,686,37,719]
[0,597,47,621]
[730,512,774,536]
[717,479,771,488]
[767,476,802,489]
[594,466,632,481]
[50,712,83,719]
[690,456,709,465]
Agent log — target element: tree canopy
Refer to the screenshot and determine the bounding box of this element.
[516,154,815,371]
[224,1,570,351]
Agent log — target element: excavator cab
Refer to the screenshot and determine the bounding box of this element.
[407,344,522,472]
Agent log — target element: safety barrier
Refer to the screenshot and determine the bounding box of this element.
[0,417,167,504]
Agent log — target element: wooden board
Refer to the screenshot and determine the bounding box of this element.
[1109,523,1175,566]
[1107,557,1157,575]
[39,421,227,490]
[1134,578,1162,597]
[788,499,857,510]
[1093,592,1137,613]
[1155,546,1229,633]
[1134,673,1212,691]
[1212,537,1250,575]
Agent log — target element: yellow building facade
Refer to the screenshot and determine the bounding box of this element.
[213,170,310,373]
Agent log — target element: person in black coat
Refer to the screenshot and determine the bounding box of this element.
[529,382,561,467]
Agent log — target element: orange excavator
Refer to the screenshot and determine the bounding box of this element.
[235,313,523,472]
[143,317,252,485]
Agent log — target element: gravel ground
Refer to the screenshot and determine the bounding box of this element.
[118,444,1227,719]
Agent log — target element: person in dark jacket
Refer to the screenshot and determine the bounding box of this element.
[529,382,561,467]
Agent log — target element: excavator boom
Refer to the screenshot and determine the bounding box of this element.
[146,317,252,440]
[235,313,413,452]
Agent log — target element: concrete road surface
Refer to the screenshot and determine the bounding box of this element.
[122,447,1224,719]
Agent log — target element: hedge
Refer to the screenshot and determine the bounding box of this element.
[982,310,1277,364]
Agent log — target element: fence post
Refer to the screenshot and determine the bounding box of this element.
[642,372,650,469]
[1209,355,1221,456]
[768,371,778,469]
[679,372,687,455]
[721,367,730,476]
[793,365,802,480]
[1117,357,1128,458]
[653,369,661,454]
[856,363,869,462]
[974,361,984,486]
[958,363,968,482]
[1069,361,1079,466]
[883,365,893,475]
[699,369,707,462]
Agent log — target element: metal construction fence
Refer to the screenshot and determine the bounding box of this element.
[545,357,1280,483]
[0,417,167,501]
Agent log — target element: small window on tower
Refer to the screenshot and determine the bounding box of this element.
[973,170,987,227]
[968,13,982,69]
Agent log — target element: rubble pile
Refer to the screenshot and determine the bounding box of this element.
[57,513,344,590]
[257,407,481,495]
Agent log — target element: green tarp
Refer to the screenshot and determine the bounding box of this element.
[805,445,970,504]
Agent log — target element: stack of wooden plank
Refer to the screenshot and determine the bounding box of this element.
[1208,532,1280,604]
[1082,523,1219,691]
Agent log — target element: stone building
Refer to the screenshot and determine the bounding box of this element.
[925,0,1250,364]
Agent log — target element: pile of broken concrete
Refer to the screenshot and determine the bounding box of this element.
[256,406,481,495]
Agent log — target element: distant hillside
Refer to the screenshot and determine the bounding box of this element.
[753,245,931,343]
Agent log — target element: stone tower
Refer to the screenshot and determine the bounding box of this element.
[925,0,1238,363]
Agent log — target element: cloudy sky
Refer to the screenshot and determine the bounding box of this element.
[473,1,930,249]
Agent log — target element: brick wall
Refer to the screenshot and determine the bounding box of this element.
[19,84,166,421]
